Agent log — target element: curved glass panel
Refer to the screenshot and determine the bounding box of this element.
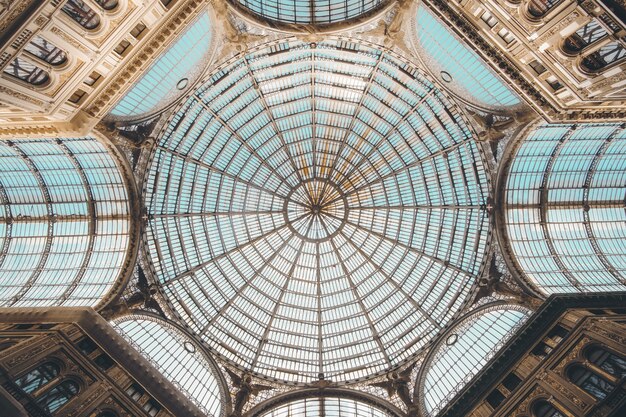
[231,0,387,26]
[3,57,49,86]
[0,137,131,307]
[567,364,614,400]
[38,380,80,413]
[532,400,565,417]
[585,345,626,378]
[114,317,222,417]
[145,39,491,383]
[422,306,530,416]
[563,20,607,54]
[24,36,67,66]
[527,0,560,18]
[62,0,100,30]
[110,13,213,119]
[258,397,394,417]
[505,123,626,294]
[414,6,520,109]
[16,362,60,394]
[581,40,626,72]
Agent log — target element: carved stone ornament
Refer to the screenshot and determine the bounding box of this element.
[544,373,589,410]
[514,385,548,415]
[535,11,581,45]
[65,383,111,417]
[553,336,590,374]
[587,321,626,345]
[6,334,60,367]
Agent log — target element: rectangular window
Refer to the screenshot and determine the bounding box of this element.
[528,60,547,75]
[126,383,145,401]
[498,28,515,44]
[131,22,147,39]
[486,389,506,409]
[481,11,498,28]
[502,372,522,392]
[83,71,102,87]
[68,89,87,104]
[114,40,131,56]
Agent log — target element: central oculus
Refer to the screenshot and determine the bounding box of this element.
[145,39,491,384]
[285,179,347,242]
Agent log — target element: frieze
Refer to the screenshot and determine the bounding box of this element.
[64,383,111,417]
[544,373,589,410]
[587,73,626,93]
[587,322,626,345]
[0,0,34,36]
[513,385,548,415]
[534,11,581,45]
[5,334,59,367]
[0,85,44,106]
[0,123,59,135]
[50,26,90,53]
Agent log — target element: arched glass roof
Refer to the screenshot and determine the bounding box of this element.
[230,0,387,27]
[257,397,395,417]
[144,38,491,383]
[0,137,131,307]
[110,12,213,120]
[113,316,223,417]
[505,123,626,294]
[413,5,521,110]
[420,305,530,416]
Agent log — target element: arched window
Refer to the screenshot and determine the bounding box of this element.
[37,380,80,414]
[3,57,50,85]
[94,0,118,10]
[581,41,626,72]
[567,364,615,400]
[62,0,100,30]
[24,36,67,66]
[15,362,60,394]
[532,399,565,417]
[527,0,560,18]
[585,345,626,379]
[563,21,607,54]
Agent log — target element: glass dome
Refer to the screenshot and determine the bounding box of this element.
[229,0,388,27]
[257,396,396,417]
[144,39,491,383]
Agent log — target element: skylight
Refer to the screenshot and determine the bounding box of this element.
[505,123,626,293]
[0,137,131,307]
[230,0,387,26]
[414,5,521,109]
[420,305,530,416]
[144,38,491,383]
[114,316,223,416]
[110,12,213,119]
[257,396,395,417]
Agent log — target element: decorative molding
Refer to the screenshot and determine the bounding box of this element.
[50,26,90,53]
